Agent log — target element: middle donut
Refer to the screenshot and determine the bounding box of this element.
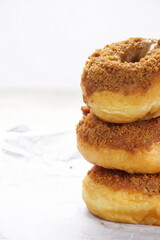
[76,107,160,174]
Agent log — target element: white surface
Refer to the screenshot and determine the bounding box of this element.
[0,0,159,89]
[0,89,159,240]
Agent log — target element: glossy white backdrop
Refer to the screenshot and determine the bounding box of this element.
[0,0,159,89]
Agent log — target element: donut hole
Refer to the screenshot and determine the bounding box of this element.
[121,42,157,63]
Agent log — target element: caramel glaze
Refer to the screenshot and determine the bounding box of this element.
[88,166,160,195]
[77,107,160,153]
[81,38,160,96]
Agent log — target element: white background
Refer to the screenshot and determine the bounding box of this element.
[0,0,159,89]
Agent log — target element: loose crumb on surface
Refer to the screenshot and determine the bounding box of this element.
[100,221,104,225]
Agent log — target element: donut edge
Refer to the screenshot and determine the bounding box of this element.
[82,174,160,225]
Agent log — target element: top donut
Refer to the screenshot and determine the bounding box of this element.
[81,38,160,123]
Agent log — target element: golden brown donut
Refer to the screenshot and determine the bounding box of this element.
[81,38,160,123]
[83,166,160,225]
[77,107,160,174]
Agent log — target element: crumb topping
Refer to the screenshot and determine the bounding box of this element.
[81,38,160,96]
[88,166,160,195]
[76,108,160,153]
[81,106,90,116]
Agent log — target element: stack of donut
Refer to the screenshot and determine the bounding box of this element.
[76,38,160,225]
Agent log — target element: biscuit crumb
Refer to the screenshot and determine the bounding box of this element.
[69,166,73,169]
[89,166,160,194]
[82,38,160,96]
[77,110,160,153]
[100,221,104,225]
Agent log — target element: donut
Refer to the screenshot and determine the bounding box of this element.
[83,166,160,225]
[81,38,160,123]
[76,107,160,174]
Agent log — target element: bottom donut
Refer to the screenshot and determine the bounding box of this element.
[82,166,160,225]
